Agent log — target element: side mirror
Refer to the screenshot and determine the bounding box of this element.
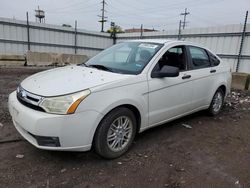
[151,65,179,78]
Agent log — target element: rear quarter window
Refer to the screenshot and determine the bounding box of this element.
[208,51,220,66]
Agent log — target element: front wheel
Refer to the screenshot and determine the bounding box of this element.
[208,88,225,116]
[94,107,137,159]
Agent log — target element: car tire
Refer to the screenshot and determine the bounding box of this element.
[94,107,137,159]
[208,88,225,116]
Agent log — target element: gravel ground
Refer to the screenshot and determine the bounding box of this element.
[0,67,250,188]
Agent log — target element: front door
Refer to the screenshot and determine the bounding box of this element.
[148,45,193,126]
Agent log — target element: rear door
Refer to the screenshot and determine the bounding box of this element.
[186,46,215,109]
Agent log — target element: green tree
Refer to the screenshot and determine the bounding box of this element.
[107,25,124,33]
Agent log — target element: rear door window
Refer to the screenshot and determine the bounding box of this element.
[189,46,211,69]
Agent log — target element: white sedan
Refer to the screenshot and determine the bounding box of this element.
[8,40,231,158]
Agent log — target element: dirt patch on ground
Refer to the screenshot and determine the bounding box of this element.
[0,67,250,188]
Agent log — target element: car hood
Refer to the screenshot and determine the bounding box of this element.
[21,65,131,96]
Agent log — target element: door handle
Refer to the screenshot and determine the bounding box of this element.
[182,75,191,79]
[210,69,216,73]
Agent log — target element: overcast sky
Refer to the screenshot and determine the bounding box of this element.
[0,0,249,32]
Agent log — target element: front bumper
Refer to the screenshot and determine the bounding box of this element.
[8,91,103,151]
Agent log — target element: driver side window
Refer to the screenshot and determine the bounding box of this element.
[153,46,187,72]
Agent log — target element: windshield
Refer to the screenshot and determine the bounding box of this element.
[84,42,163,75]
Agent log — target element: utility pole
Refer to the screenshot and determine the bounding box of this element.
[26,12,30,51]
[98,0,107,32]
[178,20,182,40]
[74,20,77,54]
[236,10,248,72]
[140,24,143,39]
[180,8,190,29]
[110,22,116,44]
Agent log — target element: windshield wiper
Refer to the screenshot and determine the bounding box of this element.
[87,64,114,72]
[78,63,89,67]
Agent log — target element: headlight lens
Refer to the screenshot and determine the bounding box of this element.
[39,89,90,115]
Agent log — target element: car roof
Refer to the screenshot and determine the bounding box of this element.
[128,39,182,44]
[129,39,172,44]
[127,39,207,50]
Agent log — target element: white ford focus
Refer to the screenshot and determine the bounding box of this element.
[8,40,231,158]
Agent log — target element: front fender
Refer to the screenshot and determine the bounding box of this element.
[76,81,149,130]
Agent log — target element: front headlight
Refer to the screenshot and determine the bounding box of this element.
[39,89,91,115]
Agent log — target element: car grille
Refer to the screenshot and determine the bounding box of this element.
[16,86,45,112]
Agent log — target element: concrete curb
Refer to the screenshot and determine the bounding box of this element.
[232,73,250,90]
[0,54,25,66]
[246,74,250,90]
[26,51,88,66]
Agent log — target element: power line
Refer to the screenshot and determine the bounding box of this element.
[107,2,180,23]
[110,0,214,16]
[111,0,201,14]
[46,0,93,12]
[191,13,220,26]
[47,9,99,15]
[98,0,107,32]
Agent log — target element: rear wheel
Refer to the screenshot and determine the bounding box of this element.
[208,88,225,116]
[94,107,137,159]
